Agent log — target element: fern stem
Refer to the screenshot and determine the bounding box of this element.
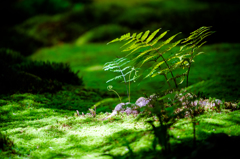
[115,63,129,100]
[151,55,172,88]
[186,63,191,87]
[159,65,172,88]
[144,42,178,89]
[128,69,133,103]
[186,48,194,87]
[157,54,178,88]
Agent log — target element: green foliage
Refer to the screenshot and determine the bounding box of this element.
[2,0,239,56]
[108,26,214,89]
[103,57,140,102]
[103,57,132,84]
[105,26,215,156]
[14,0,92,16]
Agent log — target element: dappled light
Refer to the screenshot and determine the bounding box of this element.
[1,0,240,158]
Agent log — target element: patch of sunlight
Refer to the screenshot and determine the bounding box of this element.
[203,118,228,125]
[85,65,103,72]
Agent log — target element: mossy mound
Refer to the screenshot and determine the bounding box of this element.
[0,48,83,95]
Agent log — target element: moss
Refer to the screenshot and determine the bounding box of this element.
[0,48,83,95]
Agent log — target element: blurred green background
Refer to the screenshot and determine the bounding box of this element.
[1,0,240,55]
[0,0,240,101]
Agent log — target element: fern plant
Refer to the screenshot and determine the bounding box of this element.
[107,26,214,90]
[105,27,214,155]
[103,57,140,102]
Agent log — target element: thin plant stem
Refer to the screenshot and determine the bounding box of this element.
[116,64,129,100]
[128,69,133,103]
[111,89,122,103]
[147,54,172,88]
[107,86,122,103]
[141,41,177,89]
[186,48,194,87]
[186,63,191,87]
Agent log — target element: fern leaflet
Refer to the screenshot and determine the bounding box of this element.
[107,26,214,89]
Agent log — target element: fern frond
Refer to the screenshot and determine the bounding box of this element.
[136,32,143,39]
[170,60,187,71]
[167,73,187,83]
[150,30,169,46]
[129,44,148,54]
[123,43,142,52]
[120,33,131,41]
[133,33,183,73]
[154,39,183,61]
[146,28,161,43]
[156,32,182,50]
[119,61,130,67]
[146,61,165,78]
[121,38,135,48]
[131,33,137,38]
[107,32,132,45]
[125,74,141,82]
[104,57,140,85]
[141,30,150,41]
[115,57,126,63]
[113,66,131,72]
[150,67,169,78]
[103,65,118,71]
[140,54,159,67]
[106,75,123,83]
[132,48,155,61]
[181,26,214,49]
[178,76,185,85]
[132,53,151,67]
[196,41,207,49]
[107,26,214,89]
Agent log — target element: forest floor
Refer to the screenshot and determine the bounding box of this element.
[0,42,240,158]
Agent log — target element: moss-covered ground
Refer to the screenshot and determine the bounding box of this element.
[1,42,240,158]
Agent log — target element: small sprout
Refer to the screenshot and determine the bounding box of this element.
[107,85,122,103]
